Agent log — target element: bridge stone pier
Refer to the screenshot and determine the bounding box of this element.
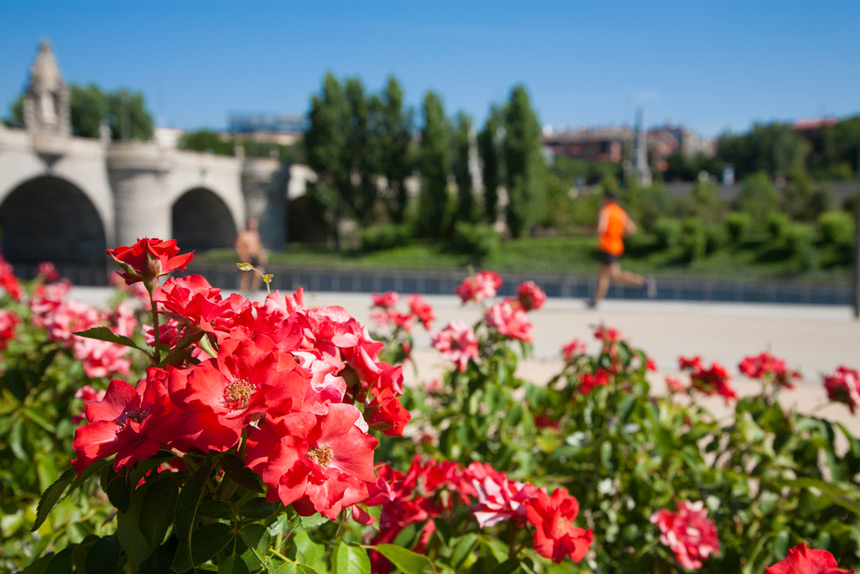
[0,42,295,280]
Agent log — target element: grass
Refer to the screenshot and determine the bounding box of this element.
[199,235,853,285]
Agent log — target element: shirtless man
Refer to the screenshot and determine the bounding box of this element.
[235,218,268,293]
[587,192,656,308]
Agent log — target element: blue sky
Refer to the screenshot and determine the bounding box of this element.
[1,1,857,137]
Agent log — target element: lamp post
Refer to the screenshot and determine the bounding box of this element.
[854,128,860,319]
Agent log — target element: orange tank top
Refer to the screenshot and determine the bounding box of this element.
[599,204,627,256]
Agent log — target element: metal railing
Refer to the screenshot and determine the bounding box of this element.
[10,261,851,305]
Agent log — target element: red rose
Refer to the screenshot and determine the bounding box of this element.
[107,238,194,287]
[650,500,720,570]
[431,320,479,372]
[407,294,435,330]
[525,488,593,563]
[455,270,502,304]
[561,339,587,362]
[823,366,860,414]
[485,300,534,343]
[766,543,854,574]
[371,291,400,309]
[517,281,547,311]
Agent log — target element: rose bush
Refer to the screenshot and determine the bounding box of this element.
[17,242,588,574]
[3,247,859,573]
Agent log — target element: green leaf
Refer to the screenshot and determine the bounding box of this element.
[117,480,158,569]
[237,263,253,271]
[3,367,30,402]
[289,530,326,570]
[219,554,250,574]
[617,394,636,423]
[139,544,176,574]
[22,407,56,432]
[21,554,53,574]
[10,417,26,460]
[451,534,478,569]
[32,468,77,531]
[101,467,131,513]
[44,547,74,574]
[369,544,436,574]
[191,523,234,566]
[491,559,521,574]
[85,536,120,574]
[239,497,280,521]
[300,514,330,529]
[238,523,270,571]
[773,531,790,562]
[333,541,371,574]
[140,474,179,547]
[777,477,860,516]
[479,537,509,563]
[221,453,264,493]
[72,535,100,573]
[198,500,233,519]
[271,560,323,574]
[171,462,213,573]
[74,326,144,352]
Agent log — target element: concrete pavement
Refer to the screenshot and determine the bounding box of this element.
[69,286,860,433]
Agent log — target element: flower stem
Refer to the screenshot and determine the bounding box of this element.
[150,294,161,365]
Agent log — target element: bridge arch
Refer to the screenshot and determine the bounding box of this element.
[171,187,238,254]
[0,175,107,265]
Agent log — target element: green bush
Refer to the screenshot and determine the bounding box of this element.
[705,224,729,254]
[360,223,412,252]
[653,217,682,250]
[818,210,855,248]
[785,223,820,270]
[735,172,780,229]
[680,217,707,261]
[450,221,500,260]
[766,212,791,243]
[725,211,752,245]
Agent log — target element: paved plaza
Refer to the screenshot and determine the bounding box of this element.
[70,286,860,433]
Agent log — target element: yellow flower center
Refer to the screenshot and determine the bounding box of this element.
[224,379,255,409]
[307,445,334,471]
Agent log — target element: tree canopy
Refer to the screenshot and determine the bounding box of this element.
[418,91,450,239]
[7,83,153,141]
[503,84,546,238]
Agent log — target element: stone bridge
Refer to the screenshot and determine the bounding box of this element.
[0,42,306,275]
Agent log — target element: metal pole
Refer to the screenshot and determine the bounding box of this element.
[853,125,860,317]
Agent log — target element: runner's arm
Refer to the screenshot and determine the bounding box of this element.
[623,216,637,237]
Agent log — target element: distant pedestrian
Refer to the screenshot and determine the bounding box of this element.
[235,218,268,294]
[587,192,656,308]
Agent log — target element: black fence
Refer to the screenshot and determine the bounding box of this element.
[188,263,851,306]
[11,261,851,306]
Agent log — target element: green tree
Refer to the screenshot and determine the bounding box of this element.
[734,172,780,230]
[676,179,724,224]
[343,77,379,226]
[178,130,234,155]
[807,116,860,180]
[503,85,546,238]
[6,84,153,140]
[478,104,504,224]
[717,122,806,179]
[6,94,24,127]
[452,111,476,224]
[376,76,413,224]
[418,91,450,239]
[305,73,350,246]
[106,89,153,141]
[68,84,108,138]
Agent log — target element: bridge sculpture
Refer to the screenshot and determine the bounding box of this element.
[0,42,297,279]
